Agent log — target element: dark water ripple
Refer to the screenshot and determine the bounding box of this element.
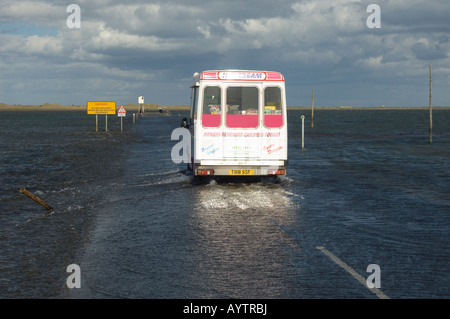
[0,111,133,298]
[1,109,449,299]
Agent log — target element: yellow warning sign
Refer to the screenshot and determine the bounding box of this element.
[87,101,116,115]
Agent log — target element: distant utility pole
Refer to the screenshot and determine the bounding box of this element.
[311,89,314,128]
[429,64,433,144]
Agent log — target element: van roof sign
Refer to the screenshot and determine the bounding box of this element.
[200,70,284,81]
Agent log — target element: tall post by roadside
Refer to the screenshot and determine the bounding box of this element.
[429,64,433,144]
[301,115,305,149]
[311,89,314,128]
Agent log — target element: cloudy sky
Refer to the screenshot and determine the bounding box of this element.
[1,0,449,107]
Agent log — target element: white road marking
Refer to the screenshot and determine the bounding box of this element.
[317,246,390,299]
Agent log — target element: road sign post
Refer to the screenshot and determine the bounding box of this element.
[87,101,116,132]
[117,104,127,131]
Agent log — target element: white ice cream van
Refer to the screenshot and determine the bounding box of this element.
[182,70,288,181]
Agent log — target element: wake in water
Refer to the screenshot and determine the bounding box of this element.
[196,179,295,211]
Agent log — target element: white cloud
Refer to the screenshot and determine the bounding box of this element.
[25,35,64,55]
[0,1,64,27]
[197,24,211,39]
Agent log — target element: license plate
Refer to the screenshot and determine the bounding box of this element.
[229,169,253,175]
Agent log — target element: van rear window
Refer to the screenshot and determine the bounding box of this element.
[202,86,221,128]
[264,87,283,128]
[226,86,259,128]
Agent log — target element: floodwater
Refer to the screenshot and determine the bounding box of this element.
[0,109,449,299]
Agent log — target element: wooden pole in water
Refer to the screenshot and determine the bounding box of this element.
[301,115,305,149]
[20,188,53,210]
[311,89,314,128]
[429,64,433,144]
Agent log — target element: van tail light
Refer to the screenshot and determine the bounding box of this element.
[268,169,285,175]
[197,169,215,176]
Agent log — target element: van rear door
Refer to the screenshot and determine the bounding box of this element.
[223,83,262,161]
